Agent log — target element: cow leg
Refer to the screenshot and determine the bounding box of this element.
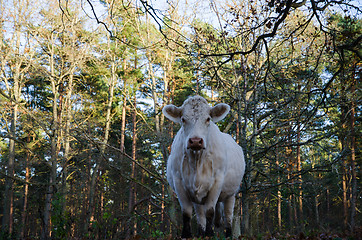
[205,207,215,236]
[203,175,224,237]
[182,208,192,238]
[180,204,193,239]
[173,178,193,238]
[194,204,206,236]
[224,195,236,238]
[215,202,224,228]
[194,204,215,237]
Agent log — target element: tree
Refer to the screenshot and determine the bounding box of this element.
[325,14,361,231]
[26,1,94,238]
[0,0,38,235]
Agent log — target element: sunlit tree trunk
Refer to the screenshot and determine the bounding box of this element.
[119,58,127,160]
[120,95,127,155]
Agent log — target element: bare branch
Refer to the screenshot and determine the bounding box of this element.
[201,0,294,58]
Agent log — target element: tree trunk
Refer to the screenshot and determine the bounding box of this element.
[120,95,127,156]
[2,103,16,236]
[293,196,298,228]
[2,24,22,235]
[296,126,303,225]
[240,54,250,236]
[342,156,348,228]
[43,151,58,239]
[120,53,129,159]
[241,192,250,235]
[44,87,61,239]
[82,123,92,235]
[288,194,293,229]
[42,38,61,238]
[349,81,357,232]
[84,162,99,234]
[62,73,74,214]
[128,93,137,237]
[315,194,320,225]
[20,135,31,239]
[276,145,282,231]
[120,94,127,154]
[232,194,242,238]
[286,146,293,229]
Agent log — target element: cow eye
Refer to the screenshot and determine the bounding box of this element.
[181,117,186,124]
[206,117,211,123]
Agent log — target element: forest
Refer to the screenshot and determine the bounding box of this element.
[0,0,360,239]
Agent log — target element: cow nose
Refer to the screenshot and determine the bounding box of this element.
[187,137,204,150]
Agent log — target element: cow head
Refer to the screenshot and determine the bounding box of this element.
[163,96,230,152]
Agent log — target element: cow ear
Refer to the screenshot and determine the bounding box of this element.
[162,105,182,123]
[210,103,230,122]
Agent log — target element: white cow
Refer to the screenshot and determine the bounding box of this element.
[163,96,245,238]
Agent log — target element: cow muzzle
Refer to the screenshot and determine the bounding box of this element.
[187,137,205,151]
